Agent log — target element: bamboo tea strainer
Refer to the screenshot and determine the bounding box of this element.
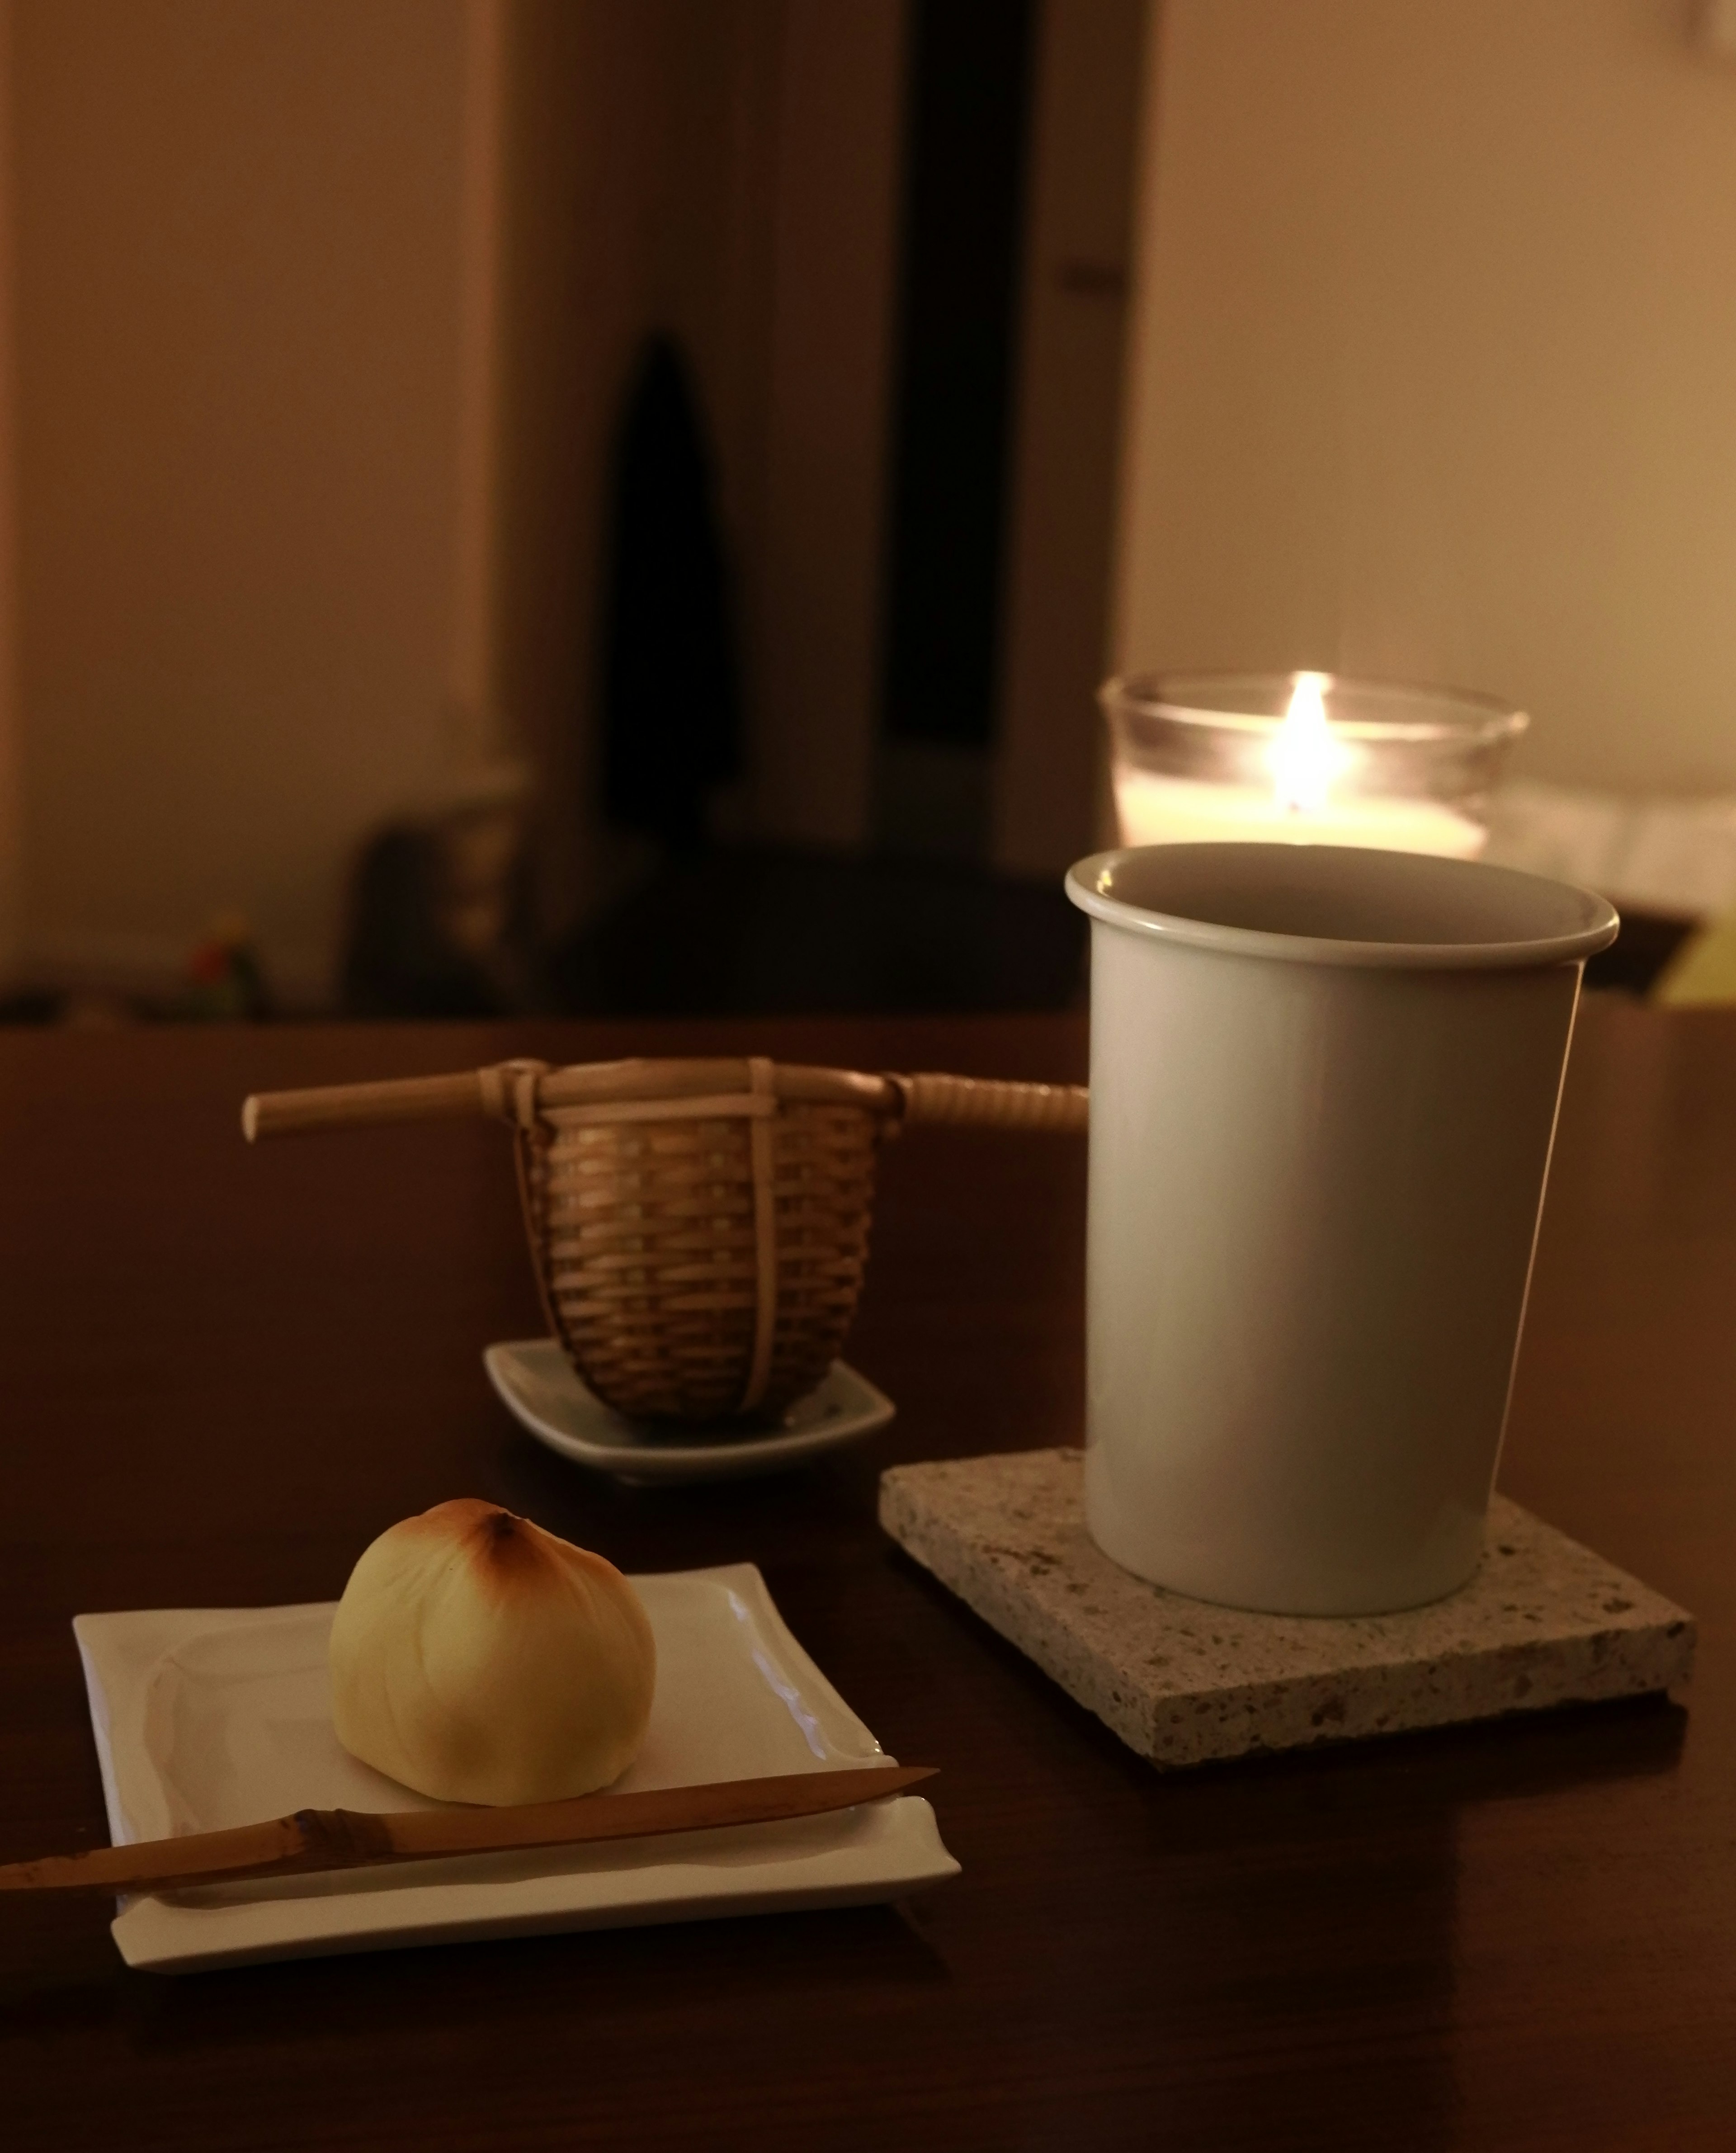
[243,1057,1087,1424]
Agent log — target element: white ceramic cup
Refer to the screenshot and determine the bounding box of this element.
[1065,843,1619,1617]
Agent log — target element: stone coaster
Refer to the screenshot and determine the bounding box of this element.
[879,1448,1695,1769]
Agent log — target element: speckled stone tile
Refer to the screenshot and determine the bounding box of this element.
[879,1448,1695,1768]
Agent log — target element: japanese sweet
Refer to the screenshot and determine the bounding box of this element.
[329,1499,656,1804]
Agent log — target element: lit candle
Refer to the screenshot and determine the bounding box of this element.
[1107,672,1507,860]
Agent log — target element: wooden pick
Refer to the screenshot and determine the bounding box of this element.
[0,1765,937,1898]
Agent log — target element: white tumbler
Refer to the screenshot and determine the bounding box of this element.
[1065,843,1618,1616]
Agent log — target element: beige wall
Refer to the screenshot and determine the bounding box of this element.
[0,0,923,1001]
[9,0,769,994]
[993,0,1149,877]
[1116,0,1736,796]
[13,0,481,1002]
[0,3,19,977]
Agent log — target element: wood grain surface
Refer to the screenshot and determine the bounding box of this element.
[2,1003,1731,2151]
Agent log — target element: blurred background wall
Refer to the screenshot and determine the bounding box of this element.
[0,0,1732,1010]
[492,0,911,916]
[0,0,1147,1010]
[12,0,482,1004]
[0,3,17,987]
[1116,0,1736,799]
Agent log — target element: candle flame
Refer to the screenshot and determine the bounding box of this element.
[1268,671,1350,814]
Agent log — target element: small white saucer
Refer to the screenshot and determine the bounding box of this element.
[484,1339,896,1484]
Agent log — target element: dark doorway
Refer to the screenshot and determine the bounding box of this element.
[877,0,1038,860]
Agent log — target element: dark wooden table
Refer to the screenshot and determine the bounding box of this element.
[4,1003,1733,2151]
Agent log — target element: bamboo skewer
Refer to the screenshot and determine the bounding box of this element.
[0,1764,937,1898]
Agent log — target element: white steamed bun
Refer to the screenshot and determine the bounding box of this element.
[329,1499,656,1805]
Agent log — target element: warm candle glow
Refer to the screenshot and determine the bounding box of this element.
[1104,670,1509,861]
[1266,671,1352,814]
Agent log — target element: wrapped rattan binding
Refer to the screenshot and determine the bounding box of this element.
[244,1057,1088,1424]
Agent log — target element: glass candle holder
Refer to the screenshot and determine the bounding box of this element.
[1103,671,1527,859]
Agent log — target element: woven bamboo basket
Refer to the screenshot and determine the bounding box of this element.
[243,1056,1087,1424]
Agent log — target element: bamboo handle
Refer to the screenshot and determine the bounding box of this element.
[242,1069,500,1141]
[242,1063,1091,1142]
[890,1072,1089,1134]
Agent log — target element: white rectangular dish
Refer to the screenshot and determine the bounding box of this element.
[74,1563,957,1974]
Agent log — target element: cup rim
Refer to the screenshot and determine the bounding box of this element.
[1100,670,1528,746]
[1066,844,1620,971]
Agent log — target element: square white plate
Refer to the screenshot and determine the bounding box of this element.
[74,1564,957,1973]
